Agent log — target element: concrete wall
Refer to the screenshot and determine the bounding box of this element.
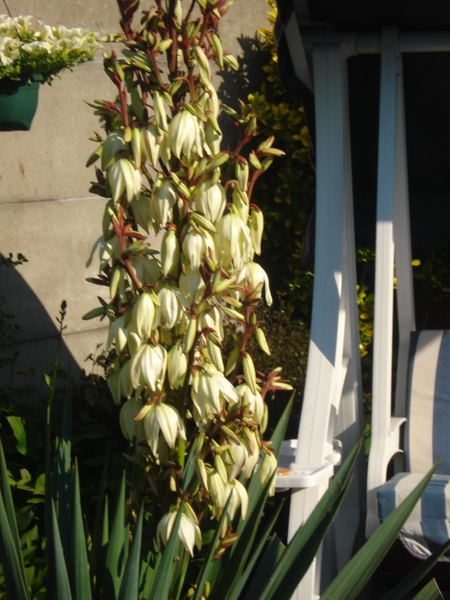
[0,0,269,385]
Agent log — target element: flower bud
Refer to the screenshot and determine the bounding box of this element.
[250,207,264,255]
[208,468,225,512]
[161,228,180,277]
[232,188,249,223]
[141,124,161,168]
[259,451,277,496]
[242,352,257,394]
[205,116,222,155]
[132,292,156,339]
[167,344,188,389]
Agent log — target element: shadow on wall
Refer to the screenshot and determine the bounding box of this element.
[0,255,82,394]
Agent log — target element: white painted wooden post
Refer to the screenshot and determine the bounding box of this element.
[366,27,413,537]
[278,42,363,599]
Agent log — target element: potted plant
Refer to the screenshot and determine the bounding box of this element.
[0,14,99,130]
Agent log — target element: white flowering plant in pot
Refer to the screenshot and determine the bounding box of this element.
[84,0,290,556]
[0,14,99,84]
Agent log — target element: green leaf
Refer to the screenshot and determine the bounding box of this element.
[56,374,72,556]
[381,540,450,600]
[50,499,73,600]
[226,503,284,600]
[193,494,236,600]
[321,461,440,600]
[411,579,443,600]
[6,416,27,455]
[0,489,30,600]
[0,441,29,599]
[257,439,361,600]
[69,461,92,600]
[103,472,127,599]
[241,535,284,600]
[118,503,143,600]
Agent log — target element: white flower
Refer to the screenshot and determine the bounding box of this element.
[208,469,226,516]
[167,344,187,389]
[160,227,180,277]
[259,451,278,496]
[168,111,204,160]
[102,130,129,170]
[107,158,141,204]
[179,266,205,305]
[106,313,130,353]
[194,181,226,223]
[236,262,273,305]
[249,207,264,255]
[142,403,185,454]
[205,117,222,155]
[158,286,186,329]
[182,229,215,271]
[225,479,249,520]
[130,256,161,286]
[192,365,238,422]
[119,396,144,440]
[131,195,153,233]
[200,306,224,341]
[216,212,252,270]
[132,292,157,339]
[141,124,161,168]
[157,509,201,556]
[236,383,265,424]
[130,343,167,391]
[152,177,178,229]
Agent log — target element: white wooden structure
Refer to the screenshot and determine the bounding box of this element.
[275,7,450,598]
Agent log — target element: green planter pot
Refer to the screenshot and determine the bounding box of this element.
[0,77,40,131]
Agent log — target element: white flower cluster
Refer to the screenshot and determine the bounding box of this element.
[0,14,99,82]
[86,3,288,557]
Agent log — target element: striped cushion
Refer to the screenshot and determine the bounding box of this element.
[406,330,450,475]
[377,330,450,560]
[378,472,450,560]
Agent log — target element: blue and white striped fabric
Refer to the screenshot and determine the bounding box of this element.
[377,330,450,560]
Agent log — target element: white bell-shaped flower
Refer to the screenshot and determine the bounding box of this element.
[236,261,273,305]
[130,343,167,391]
[216,212,252,270]
[158,286,186,329]
[179,266,206,305]
[194,181,226,224]
[168,110,204,160]
[143,402,185,454]
[192,365,238,421]
[157,509,202,556]
[152,177,178,229]
[224,479,249,520]
[167,344,188,389]
[235,383,265,424]
[182,229,215,271]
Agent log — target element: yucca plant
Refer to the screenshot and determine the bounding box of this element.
[0,394,448,599]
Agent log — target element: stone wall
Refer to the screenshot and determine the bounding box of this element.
[0,0,269,384]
